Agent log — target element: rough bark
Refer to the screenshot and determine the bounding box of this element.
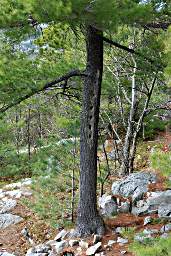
[76,26,105,236]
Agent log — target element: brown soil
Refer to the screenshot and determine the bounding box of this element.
[0,200,56,256]
[1,128,171,256]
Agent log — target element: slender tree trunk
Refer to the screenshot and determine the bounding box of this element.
[129,71,158,172]
[15,111,20,156]
[120,58,137,176]
[27,107,31,160]
[76,26,105,236]
[37,109,42,140]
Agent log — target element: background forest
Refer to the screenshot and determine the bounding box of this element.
[0,1,171,256]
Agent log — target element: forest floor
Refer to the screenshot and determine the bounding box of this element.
[0,128,171,256]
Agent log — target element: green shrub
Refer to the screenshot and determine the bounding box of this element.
[23,173,79,228]
[150,150,171,177]
[144,116,167,139]
[119,227,136,241]
[130,236,171,256]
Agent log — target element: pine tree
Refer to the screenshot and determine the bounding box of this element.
[0,0,170,236]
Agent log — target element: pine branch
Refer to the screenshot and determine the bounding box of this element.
[102,36,164,70]
[0,69,86,113]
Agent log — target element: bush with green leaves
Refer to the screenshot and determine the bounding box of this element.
[150,150,171,177]
[144,116,168,140]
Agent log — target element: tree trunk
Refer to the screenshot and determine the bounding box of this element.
[120,58,137,176]
[76,26,105,236]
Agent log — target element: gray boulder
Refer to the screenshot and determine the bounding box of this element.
[0,213,23,229]
[158,203,171,218]
[145,190,171,216]
[98,194,117,217]
[112,172,156,202]
[0,199,17,214]
[131,204,150,216]
[147,190,171,210]
[118,201,130,214]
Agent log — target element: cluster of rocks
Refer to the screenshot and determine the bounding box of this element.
[0,178,32,229]
[1,172,171,256]
[99,171,171,218]
[23,228,129,256]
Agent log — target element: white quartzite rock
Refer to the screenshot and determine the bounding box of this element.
[0,253,16,256]
[144,216,152,226]
[54,229,68,241]
[4,178,32,190]
[69,239,79,247]
[107,240,116,246]
[117,237,128,245]
[0,213,23,229]
[93,235,102,244]
[98,194,117,217]
[0,199,17,214]
[158,203,171,218]
[79,240,89,249]
[53,240,68,254]
[112,172,156,203]
[86,242,102,255]
[160,223,171,233]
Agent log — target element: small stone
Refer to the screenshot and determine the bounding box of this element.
[132,205,150,216]
[69,240,79,247]
[161,233,169,239]
[98,194,117,217]
[134,234,152,243]
[0,253,16,256]
[118,201,130,214]
[77,247,82,253]
[117,237,128,244]
[115,227,123,233]
[95,253,105,256]
[0,199,17,214]
[121,251,127,255]
[160,223,171,233]
[86,242,102,256]
[34,243,50,253]
[143,229,158,235]
[93,235,102,244]
[54,229,68,241]
[0,213,23,229]
[45,240,58,247]
[107,240,116,246]
[53,240,68,254]
[144,216,152,226]
[79,240,89,249]
[5,190,22,199]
